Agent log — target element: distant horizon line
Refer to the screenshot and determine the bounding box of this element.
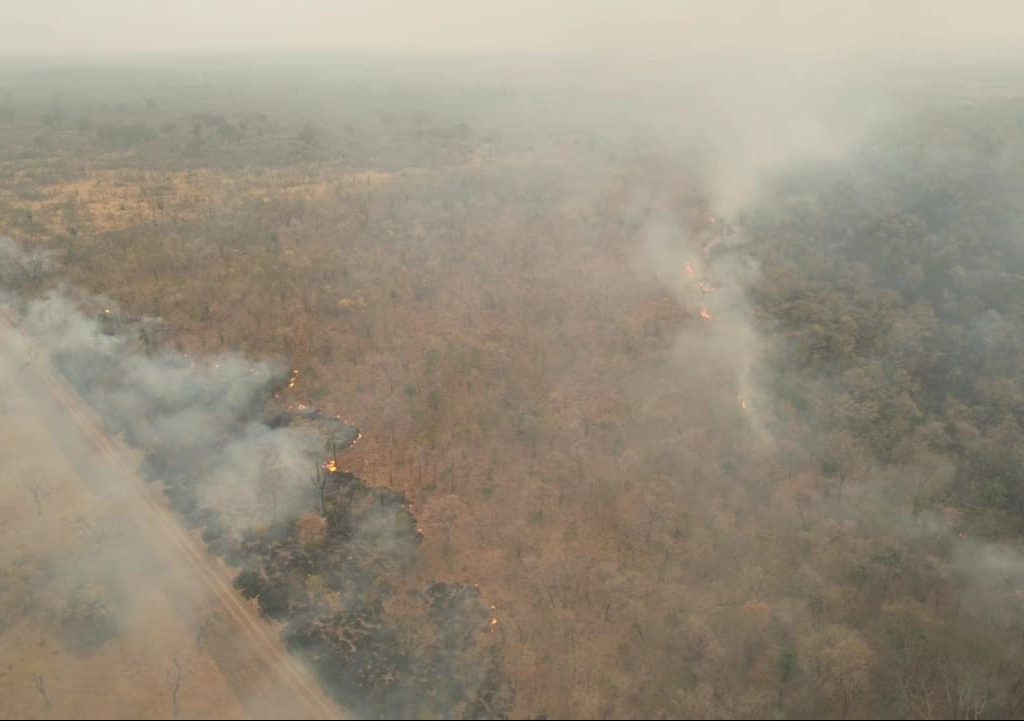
[2,46,1023,66]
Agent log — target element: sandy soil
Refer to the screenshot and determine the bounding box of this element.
[0,312,343,720]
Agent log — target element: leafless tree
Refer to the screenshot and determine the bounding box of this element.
[310,464,328,516]
[169,654,186,718]
[24,472,50,518]
[34,674,51,711]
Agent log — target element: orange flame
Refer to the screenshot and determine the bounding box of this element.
[287,368,299,390]
[738,396,747,410]
[323,459,337,473]
[684,262,694,278]
[699,308,713,321]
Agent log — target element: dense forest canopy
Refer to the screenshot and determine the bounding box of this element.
[2,56,1024,718]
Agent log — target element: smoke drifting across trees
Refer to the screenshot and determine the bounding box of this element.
[2,252,506,718]
[2,48,1024,718]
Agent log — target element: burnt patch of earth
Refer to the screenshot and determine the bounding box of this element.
[234,470,511,719]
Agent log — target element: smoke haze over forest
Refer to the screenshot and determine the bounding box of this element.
[3,1,1024,61]
[2,2,1024,719]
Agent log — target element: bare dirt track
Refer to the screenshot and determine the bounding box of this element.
[0,310,343,720]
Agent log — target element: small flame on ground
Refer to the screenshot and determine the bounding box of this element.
[287,368,299,389]
[738,396,747,410]
[684,262,694,278]
[699,308,713,321]
[489,604,498,631]
[323,459,337,473]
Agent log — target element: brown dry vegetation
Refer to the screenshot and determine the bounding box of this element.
[0,315,337,720]
[4,61,1024,719]
[7,154,709,717]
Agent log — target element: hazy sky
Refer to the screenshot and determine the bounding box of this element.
[1,1,1023,60]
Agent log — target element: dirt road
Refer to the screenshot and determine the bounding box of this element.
[0,311,343,719]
